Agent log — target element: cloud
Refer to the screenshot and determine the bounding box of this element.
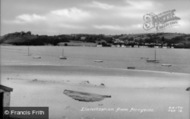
[3,0,189,34]
[4,1,160,32]
[88,1,114,10]
[4,7,92,31]
[117,0,161,19]
[131,24,143,29]
[173,20,190,29]
[84,0,159,19]
[93,25,123,30]
[50,7,91,22]
[14,14,46,24]
[9,7,91,25]
[52,23,85,29]
[93,24,143,31]
[125,0,155,10]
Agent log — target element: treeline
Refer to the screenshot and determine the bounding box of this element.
[119,34,190,48]
[0,31,190,48]
[0,31,113,46]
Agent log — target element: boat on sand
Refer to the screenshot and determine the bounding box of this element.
[63,89,111,102]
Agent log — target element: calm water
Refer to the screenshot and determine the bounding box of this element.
[1,46,190,73]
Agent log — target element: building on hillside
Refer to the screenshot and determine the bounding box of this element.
[113,39,125,47]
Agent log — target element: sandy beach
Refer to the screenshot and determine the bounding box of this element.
[1,65,190,119]
[1,46,190,119]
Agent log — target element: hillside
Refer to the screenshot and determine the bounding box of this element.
[0,31,190,48]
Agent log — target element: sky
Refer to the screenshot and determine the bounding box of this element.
[1,0,190,35]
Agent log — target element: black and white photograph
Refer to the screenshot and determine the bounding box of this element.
[0,0,190,119]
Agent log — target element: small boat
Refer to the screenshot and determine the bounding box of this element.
[33,56,41,59]
[186,87,190,91]
[94,60,103,63]
[63,89,111,102]
[146,48,160,63]
[140,57,149,60]
[127,66,136,69]
[59,56,67,60]
[27,46,32,56]
[146,59,160,63]
[161,64,172,67]
[59,47,67,60]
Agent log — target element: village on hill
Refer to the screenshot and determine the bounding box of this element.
[1,31,190,48]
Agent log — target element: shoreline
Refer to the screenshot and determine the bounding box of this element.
[1,64,190,75]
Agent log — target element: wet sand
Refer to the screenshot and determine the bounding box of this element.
[1,65,190,119]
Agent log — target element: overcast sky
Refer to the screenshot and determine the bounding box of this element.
[1,0,190,35]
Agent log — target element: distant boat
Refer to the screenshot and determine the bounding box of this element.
[27,46,31,56]
[146,59,160,63]
[146,48,160,63]
[161,64,172,67]
[59,47,67,60]
[140,57,149,60]
[127,66,136,69]
[94,60,103,63]
[186,87,190,91]
[33,56,41,59]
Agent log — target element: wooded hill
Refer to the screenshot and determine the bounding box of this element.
[1,31,190,48]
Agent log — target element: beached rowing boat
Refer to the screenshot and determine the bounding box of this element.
[63,89,111,102]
